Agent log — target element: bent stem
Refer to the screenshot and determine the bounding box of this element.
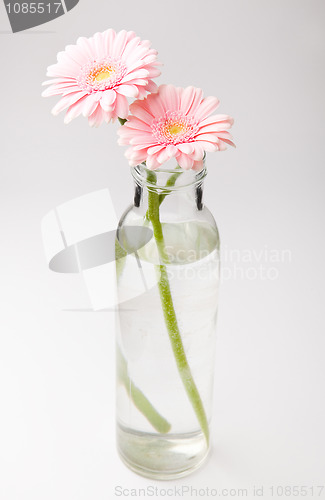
[117,346,171,434]
[147,170,210,444]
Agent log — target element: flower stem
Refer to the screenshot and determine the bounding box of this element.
[117,346,171,434]
[147,171,209,444]
[145,167,182,221]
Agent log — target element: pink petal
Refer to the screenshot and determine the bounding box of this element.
[166,144,178,156]
[158,84,180,112]
[64,44,88,66]
[195,141,218,152]
[219,138,236,148]
[126,147,149,162]
[111,29,128,58]
[103,29,116,52]
[63,96,88,123]
[190,143,204,160]
[180,86,198,115]
[194,96,220,121]
[100,89,116,111]
[186,87,204,116]
[51,91,88,115]
[116,84,139,97]
[42,78,76,86]
[192,160,204,171]
[145,67,161,78]
[114,94,130,119]
[92,31,106,59]
[42,83,79,97]
[88,105,104,127]
[130,135,156,146]
[81,94,101,117]
[157,147,173,164]
[177,143,194,154]
[121,36,141,62]
[146,153,160,170]
[199,114,234,127]
[218,141,227,151]
[177,153,194,170]
[144,80,158,93]
[129,102,155,123]
[76,36,95,59]
[147,145,165,155]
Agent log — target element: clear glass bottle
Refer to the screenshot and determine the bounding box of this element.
[115,158,220,479]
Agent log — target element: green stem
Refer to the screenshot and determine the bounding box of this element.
[117,346,171,434]
[145,168,182,221]
[147,171,209,444]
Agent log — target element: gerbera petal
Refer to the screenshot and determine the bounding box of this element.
[147,145,165,155]
[199,114,234,127]
[194,96,220,121]
[64,97,88,123]
[51,91,88,115]
[103,29,116,52]
[100,89,116,111]
[180,86,197,115]
[117,84,234,169]
[130,135,156,146]
[159,84,180,112]
[219,138,236,148]
[195,141,218,152]
[177,153,194,170]
[42,83,79,97]
[81,94,101,117]
[43,29,160,125]
[157,145,178,164]
[114,94,130,119]
[192,160,204,171]
[121,36,141,62]
[88,105,104,127]
[191,143,205,160]
[116,84,139,97]
[186,87,204,116]
[195,133,220,143]
[76,36,95,59]
[129,102,155,123]
[146,153,160,170]
[111,29,128,58]
[177,143,194,154]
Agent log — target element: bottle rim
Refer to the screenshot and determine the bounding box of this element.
[131,156,207,191]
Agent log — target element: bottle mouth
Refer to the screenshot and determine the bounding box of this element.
[131,155,207,191]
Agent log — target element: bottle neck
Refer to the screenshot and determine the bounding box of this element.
[131,163,207,212]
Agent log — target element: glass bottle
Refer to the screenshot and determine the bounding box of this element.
[115,157,220,479]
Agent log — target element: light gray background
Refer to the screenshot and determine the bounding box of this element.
[1,1,325,499]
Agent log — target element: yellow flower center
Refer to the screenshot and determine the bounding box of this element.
[92,66,115,83]
[152,112,199,145]
[78,58,126,92]
[167,123,185,135]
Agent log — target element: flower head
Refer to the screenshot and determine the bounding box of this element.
[42,29,161,126]
[118,85,235,170]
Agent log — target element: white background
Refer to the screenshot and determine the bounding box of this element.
[0,1,324,499]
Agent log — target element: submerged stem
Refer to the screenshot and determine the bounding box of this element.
[117,346,171,434]
[147,171,209,444]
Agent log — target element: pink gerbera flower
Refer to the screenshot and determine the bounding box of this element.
[118,84,235,170]
[42,29,161,127]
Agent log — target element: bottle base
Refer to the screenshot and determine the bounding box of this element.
[116,423,209,480]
